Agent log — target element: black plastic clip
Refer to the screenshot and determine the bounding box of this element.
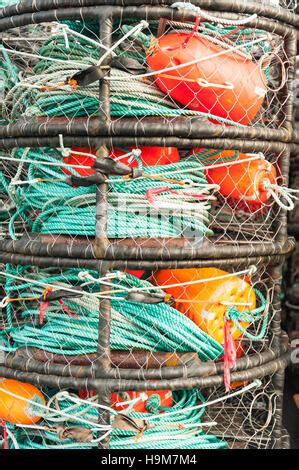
[125,291,174,305]
[70,57,146,87]
[111,56,147,75]
[39,289,83,302]
[92,157,131,176]
[64,172,106,187]
[70,65,110,87]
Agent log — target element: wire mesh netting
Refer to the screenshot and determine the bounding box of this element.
[0,376,286,449]
[0,145,291,253]
[0,7,296,134]
[0,0,297,452]
[0,5,296,259]
[0,260,283,377]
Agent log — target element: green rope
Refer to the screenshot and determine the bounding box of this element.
[0,265,224,361]
[226,289,268,341]
[7,388,228,449]
[1,31,244,126]
[5,147,215,239]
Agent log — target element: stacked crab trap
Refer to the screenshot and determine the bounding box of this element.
[0,0,298,450]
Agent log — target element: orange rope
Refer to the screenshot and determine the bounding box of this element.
[6,287,53,303]
[6,296,40,303]
[40,79,78,92]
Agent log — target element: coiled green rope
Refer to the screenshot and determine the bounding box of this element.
[5,147,215,239]
[7,388,228,449]
[0,265,224,361]
[1,31,243,126]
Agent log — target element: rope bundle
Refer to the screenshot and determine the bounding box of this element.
[3,147,216,239]
[1,18,271,126]
[0,265,224,361]
[7,388,228,449]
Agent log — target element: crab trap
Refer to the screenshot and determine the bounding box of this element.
[0,0,298,451]
[0,255,293,449]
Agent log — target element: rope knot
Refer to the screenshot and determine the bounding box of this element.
[145,394,161,414]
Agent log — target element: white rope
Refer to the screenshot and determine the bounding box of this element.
[104,35,268,82]
[0,265,257,301]
[108,154,265,184]
[45,391,118,420]
[0,155,92,170]
[13,423,113,445]
[0,46,86,67]
[267,184,299,211]
[171,2,258,26]
[145,380,262,421]
[0,387,112,430]
[97,20,149,66]
[79,265,258,297]
[0,270,115,299]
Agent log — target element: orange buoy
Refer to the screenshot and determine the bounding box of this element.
[0,378,45,424]
[111,390,172,413]
[188,149,277,206]
[147,33,266,125]
[63,146,180,176]
[153,268,256,344]
[206,153,277,205]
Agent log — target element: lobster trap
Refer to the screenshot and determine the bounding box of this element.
[0,0,298,451]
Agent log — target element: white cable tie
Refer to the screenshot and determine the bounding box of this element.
[9,178,40,186]
[115,393,148,408]
[0,46,85,67]
[146,380,262,421]
[269,185,296,211]
[61,25,70,50]
[248,265,258,276]
[58,134,71,157]
[0,296,9,308]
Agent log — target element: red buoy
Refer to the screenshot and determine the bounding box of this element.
[206,152,276,205]
[147,33,266,125]
[63,146,180,176]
